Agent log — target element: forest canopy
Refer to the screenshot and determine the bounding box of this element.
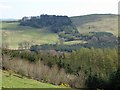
[20,14,74,32]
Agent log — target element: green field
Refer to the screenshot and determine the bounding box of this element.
[0,22,87,48]
[1,14,118,49]
[71,14,118,36]
[64,40,87,45]
[1,70,62,88]
[1,22,59,48]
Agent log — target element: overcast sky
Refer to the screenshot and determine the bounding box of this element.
[0,0,119,19]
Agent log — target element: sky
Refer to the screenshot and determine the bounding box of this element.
[0,0,119,19]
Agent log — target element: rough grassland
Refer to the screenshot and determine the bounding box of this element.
[71,14,118,36]
[64,40,87,45]
[0,22,86,49]
[1,14,118,49]
[77,17,118,36]
[1,22,59,48]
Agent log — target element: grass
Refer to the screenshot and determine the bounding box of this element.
[1,22,59,48]
[2,70,63,88]
[71,14,118,36]
[77,17,118,36]
[1,14,118,48]
[64,40,87,45]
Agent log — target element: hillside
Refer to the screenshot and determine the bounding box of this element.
[1,70,63,88]
[1,14,118,49]
[2,47,118,89]
[1,14,119,89]
[70,14,118,35]
[20,15,80,42]
[1,22,59,48]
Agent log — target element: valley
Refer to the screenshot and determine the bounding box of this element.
[1,14,119,89]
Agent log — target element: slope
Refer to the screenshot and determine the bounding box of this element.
[70,14,118,35]
[1,14,118,49]
[1,22,59,49]
[2,70,62,88]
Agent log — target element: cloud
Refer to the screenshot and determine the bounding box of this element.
[0,3,12,9]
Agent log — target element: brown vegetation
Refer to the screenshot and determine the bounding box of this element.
[2,54,84,88]
[2,48,118,89]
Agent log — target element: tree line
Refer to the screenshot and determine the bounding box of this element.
[2,48,119,89]
[20,14,80,41]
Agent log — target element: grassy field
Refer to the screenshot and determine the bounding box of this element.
[64,40,87,45]
[0,22,87,48]
[71,14,118,36]
[1,22,59,48]
[77,17,118,35]
[1,70,62,88]
[1,14,118,49]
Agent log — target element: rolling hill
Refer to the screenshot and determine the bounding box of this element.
[70,14,118,35]
[1,22,59,48]
[0,14,118,49]
[1,14,119,89]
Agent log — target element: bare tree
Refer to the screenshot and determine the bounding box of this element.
[18,41,31,50]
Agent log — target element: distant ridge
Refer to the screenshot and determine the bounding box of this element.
[1,14,118,48]
[0,18,18,21]
[70,14,118,35]
[70,14,117,26]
